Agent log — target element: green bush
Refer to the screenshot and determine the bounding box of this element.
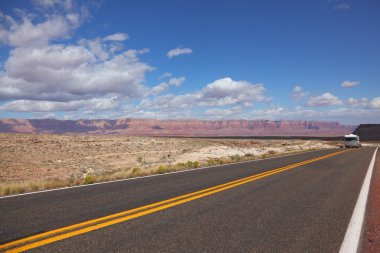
[176,163,185,167]
[130,167,141,177]
[207,159,215,166]
[231,154,241,162]
[84,175,94,184]
[193,161,199,168]
[186,161,194,168]
[156,165,167,174]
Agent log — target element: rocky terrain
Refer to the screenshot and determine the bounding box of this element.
[0,133,338,184]
[0,118,354,136]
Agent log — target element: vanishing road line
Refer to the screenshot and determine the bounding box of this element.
[1,149,349,253]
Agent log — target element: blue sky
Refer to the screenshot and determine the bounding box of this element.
[0,0,379,124]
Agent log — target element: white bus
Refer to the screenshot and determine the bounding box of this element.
[344,134,360,148]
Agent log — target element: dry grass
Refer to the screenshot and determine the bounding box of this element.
[0,133,338,196]
[0,147,316,196]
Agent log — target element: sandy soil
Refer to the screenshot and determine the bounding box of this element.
[0,133,338,183]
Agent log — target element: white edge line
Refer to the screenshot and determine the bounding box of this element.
[0,148,335,199]
[339,147,378,253]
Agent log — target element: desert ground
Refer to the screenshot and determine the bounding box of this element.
[0,133,339,195]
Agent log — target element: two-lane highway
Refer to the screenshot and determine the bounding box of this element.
[0,147,376,252]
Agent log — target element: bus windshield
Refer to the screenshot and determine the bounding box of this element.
[344,137,357,141]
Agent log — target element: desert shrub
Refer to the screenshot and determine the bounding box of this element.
[207,159,216,166]
[231,154,241,162]
[112,167,130,180]
[137,156,143,163]
[4,186,11,195]
[84,175,94,184]
[186,161,194,168]
[28,182,40,191]
[267,150,277,155]
[44,178,66,189]
[216,158,224,165]
[244,153,254,157]
[14,185,26,194]
[156,165,167,174]
[130,167,141,177]
[193,161,199,168]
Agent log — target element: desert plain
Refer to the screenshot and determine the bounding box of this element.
[0,133,339,195]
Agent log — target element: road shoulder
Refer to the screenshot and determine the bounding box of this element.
[363,148,380,252]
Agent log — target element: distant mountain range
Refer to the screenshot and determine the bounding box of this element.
[0,118,355,137]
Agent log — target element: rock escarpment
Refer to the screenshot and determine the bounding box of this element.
[0,118,354,136]
[353,124,380,141]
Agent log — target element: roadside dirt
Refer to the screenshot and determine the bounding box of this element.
[0,133,337,183]
[362,149,380,253]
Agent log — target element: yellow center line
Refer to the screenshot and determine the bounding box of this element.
[1,149,349,253]
[0,151,334,250]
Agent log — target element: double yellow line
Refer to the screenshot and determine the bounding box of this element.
[1,149,349,252]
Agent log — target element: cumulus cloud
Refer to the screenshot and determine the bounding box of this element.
[292,86,309,101]
[198,78,266,106]
[204,108,235,117]
[346,97,380,109]
[167,47,193,59]
[103,33,129,41]
[341,80,360,88]
[369,97,380,109]
[0,13,76,47]
[0,3,153,104]
[306,92,342,107]
[142,77,267,110]
[0,45,152,101]
[0,97,119,112]
[151,77,185,95]
[168,77,185,87]
[346,97,369,107]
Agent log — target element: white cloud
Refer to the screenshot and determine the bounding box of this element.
[0,97,119,112]
[0,14,74,47]
[306,92,342,107]
[158,72,172,79]
[33,0,74,11]
[0,5,153,103]
[341,80,360,88]
[151,77,185,95]
[142,77,267,111]
[103,33,129,42]
[198,77,266,106]
[292,86,309,101]
[168,77,185,87]
[167,47,193,59]
[204,108,235,117]
[0,45,152,101]
[346,97,369,107]
[333,3,350,10]
[151,83,170,95]
[369,97,380,109]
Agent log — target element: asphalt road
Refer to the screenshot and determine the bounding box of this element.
[0,147,376,252]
